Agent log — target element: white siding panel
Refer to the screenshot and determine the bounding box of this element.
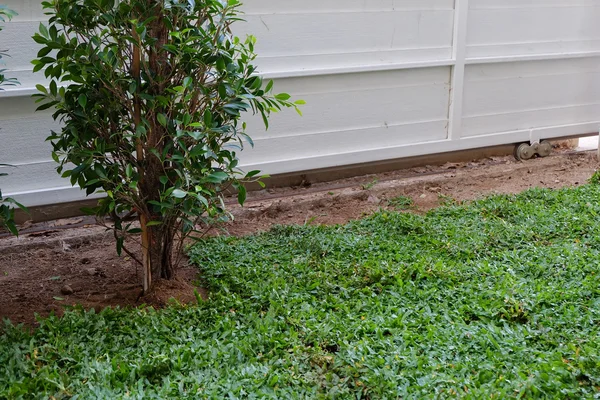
[462,58,600,137]
[246,0,455,13]
[467,0,600,58]
[2,21,41,70]
[239,68,450,171]
[244,121,448,166]
[0,116,57,165]
[2,0,45,22]
[0,161,100,207]
[1,20,46,88]
[1,1,47,88]
[0,94,44,119]
[236,2,455,74]
[0,161,67,195]
[249,68,451,140]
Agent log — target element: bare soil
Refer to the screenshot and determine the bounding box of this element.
[1,150,598,326]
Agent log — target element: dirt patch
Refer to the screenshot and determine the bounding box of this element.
[0,232,204,327]
[1,150,598,326]
[224,150,598,235]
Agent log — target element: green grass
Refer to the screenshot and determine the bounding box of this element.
[3,184,600,398]
[387,195,415,210]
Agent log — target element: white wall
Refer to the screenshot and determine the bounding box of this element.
[1,0,600,207]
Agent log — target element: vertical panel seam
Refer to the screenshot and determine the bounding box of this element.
[448,0,470,140]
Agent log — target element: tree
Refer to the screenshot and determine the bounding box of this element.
[32,0,301,292]
[0,5,26,236]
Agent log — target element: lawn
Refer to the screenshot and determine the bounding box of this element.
[3,183,600,398]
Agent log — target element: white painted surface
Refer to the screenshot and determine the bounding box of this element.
[467,0,600,59]
[579,135,598,151]
[1,0,600,207]
[462,58,600,137]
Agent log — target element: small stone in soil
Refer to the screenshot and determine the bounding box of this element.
[61,285,74,295]
[367,195,381,204]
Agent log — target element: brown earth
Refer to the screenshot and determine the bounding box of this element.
[0,150,598,327]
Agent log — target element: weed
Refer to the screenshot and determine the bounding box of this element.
[387,195,415,210]
[437,193,457,206]
[361,179,378,190]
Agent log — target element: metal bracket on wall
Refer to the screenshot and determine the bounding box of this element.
[514,141,553,161]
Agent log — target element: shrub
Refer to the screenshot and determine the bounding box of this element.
[32,0,301,291]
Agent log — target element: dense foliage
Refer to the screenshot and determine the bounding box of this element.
[0,5,25,236]
[3,184,600,398]
[32,0,300,290]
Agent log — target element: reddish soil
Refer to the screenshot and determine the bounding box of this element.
[1,150,598,326]
[0,233,202,327]
[224,150,598,235]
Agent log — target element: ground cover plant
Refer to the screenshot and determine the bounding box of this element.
[3,183,600,398]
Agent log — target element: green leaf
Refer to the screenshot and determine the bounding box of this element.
[36,101,57,111]
[157,113,168,127]
[245,170,262,178]
[275,93,291,101]
[207,171,228,183]
[203,110,212,127]
[265,80,274,93]
[49,80,57,96]
[172,189,187,198]
[148,200,174,210]
[237,185,247,205]
[35,84,48,94]
[78,94,87,108]
[4,219,18,236]
[135,125,147,137]
[36,47,52,58]
[259,106,269,130]
[196,194,209,208]
[39,22,49,39]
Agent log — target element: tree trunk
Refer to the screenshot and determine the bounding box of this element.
[135,5,177,294]
[140,215,175,293]
[140,214,151,292]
